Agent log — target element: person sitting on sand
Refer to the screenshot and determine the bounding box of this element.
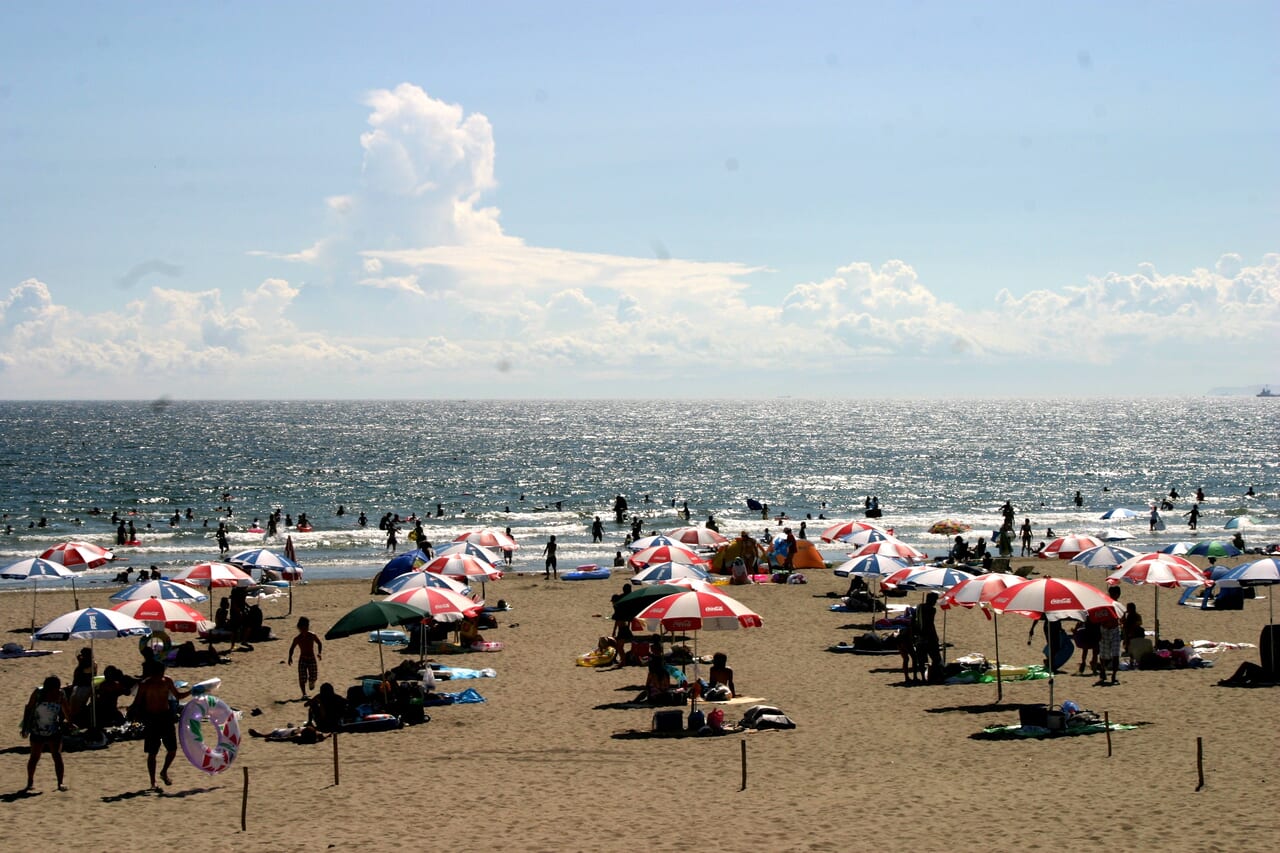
[707,652,736,699]
[306,683,348,732]
[249,722,323,743]
[459,616,483,646]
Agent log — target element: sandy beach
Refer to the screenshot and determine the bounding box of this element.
[2,555,1276,853]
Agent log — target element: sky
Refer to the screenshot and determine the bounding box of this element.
[1,2,1277,399]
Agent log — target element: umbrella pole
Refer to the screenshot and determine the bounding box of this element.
[1153,587,1160,646]
[89,637,98,734]
[29,578,38,648]
[288,580,293,617]
[1045,620,1054,710]
[72,576,79,609]
[993,612,1003,703]
[377,637,385,677]
[941,607,948,667]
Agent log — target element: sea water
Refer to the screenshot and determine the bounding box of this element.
[0,399,1276,587]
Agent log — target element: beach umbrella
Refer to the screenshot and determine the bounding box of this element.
[455,528,519,552]
[229,548,303,579]
[928,520,972,536]
[110,598,211,633]
[1068,545,1140,580]
[820,520,885,543]
[832,553,908,578]
[1223,516,1253,530]
[628,534,684,552]
[379,570,470,596]
[1185,540,1242,558]
[421,554,502,581]
[172,562,254,588]
[628,544,707,570]
[1216,557,1280,624]
[662,578,721,593]
[39,541,114,571]
[110,579,209,604]
[432,541,502,565]
[892,565,975,591]
[631,562,713,585]
[1158,541,1194,556]
[325,600,429,674]
[1099,508,1142,520]
[383,587,481,623]
[1096,528,1133,542]
[1108,553,1206,645]
[373,549,433,590]
[611,584,686,623]
[284,535,297,563]
[1042,534,1104,560]
[838,528,893,548]
[634,588,762,711]
[1,556,80,641]
[938,572,1025,702]
[989,578,1122,709]
[668,526,729,548]
[34,606,151,732]
[849,540,926,563]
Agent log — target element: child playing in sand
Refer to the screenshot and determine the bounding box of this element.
[288,617,323,699]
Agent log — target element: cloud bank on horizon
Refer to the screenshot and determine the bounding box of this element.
[2,83,1277,399]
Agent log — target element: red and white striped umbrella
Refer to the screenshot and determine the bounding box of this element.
[628,544,708,570]
[383,587,481,623]
[422,554,503,581]
[938,573,1025,610]
[634,589,762,632]
[432,541,502,565]
[39,541,114,571]
[989,577,1121,621]
[631,562,713,585]
[849,540,926,563]
[667,527,729,548]
[820,520,886,543]
[171,562,254,589]
[455,528,518,552]
[1108,553,1204,587]
[111,597,211,633]
[1042,534,1104,560]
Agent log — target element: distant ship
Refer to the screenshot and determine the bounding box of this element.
[1260,386,1276,397]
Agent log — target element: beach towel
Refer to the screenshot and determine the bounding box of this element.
[973,721,1145,740]
[0,644,59,659]
[441,687,485,703]
[435,666,496,679]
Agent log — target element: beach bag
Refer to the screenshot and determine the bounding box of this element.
[687,709,705,732]
[652,709,684,734]
[703,684,731,701]
[707,708,725,729]
[754,713,796,730]
[740,705,784,728]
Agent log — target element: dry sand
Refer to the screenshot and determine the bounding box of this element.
[1,556,1276,853]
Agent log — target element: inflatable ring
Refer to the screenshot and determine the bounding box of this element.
[179,695,241,775]
[139,631,172,661]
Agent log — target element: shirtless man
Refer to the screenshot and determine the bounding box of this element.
[134,660,189,790]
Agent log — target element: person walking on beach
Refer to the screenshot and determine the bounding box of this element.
[133,660,189,790]
[1092,586,1123,685]
[1019,518,1033,556]
[542,535,558,579]
[288,617,323,699]
[22,675,70,792]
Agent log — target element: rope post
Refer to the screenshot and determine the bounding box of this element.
[1195,737,1204,791]
[1104,711,1112,757]
[739,739,747,791]
[332,731,340,786]
[241,766,249,831]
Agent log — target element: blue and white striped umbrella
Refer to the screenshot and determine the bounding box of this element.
[1216,557,1280,623]
[1,556,78,581]
[1223,516,1253,530]
[628,534,684,552]
[631,562,712,585]
[1158,541,1194,555]
[837,528,893,547]
[1099,508,1142,520]
[895,565,975,590]
[833,553,908,578]
[110,579,209,603]
[33,607,151,641]
[230,548,302,573]
[1070,545,1141,569]
[379,570,470,595]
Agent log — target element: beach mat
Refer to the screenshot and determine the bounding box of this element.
[972,721,1148,740]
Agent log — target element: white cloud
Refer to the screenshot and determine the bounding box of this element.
[2,81,1277,398]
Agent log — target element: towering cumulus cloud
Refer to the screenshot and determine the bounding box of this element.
[2,83,1276,397]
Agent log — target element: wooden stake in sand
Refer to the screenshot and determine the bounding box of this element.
[333,731,340,786]
[1104,711,1112,757]
[740,739,747,791]
[241,766,249,831]
[1195,737,1204,791]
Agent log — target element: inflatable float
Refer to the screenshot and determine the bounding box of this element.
[368,630,410,646]
[576,647,617,667]
[470,641,504,652]
[246,527,265,534]
[296,525,313,533]
[179,694,241,775]
[139,631,172,662]
[563,565,611,581]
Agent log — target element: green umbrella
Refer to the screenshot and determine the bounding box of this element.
[326,600,428,675]
[611,584,686,623]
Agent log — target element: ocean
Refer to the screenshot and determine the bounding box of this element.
[1,399,1276,587]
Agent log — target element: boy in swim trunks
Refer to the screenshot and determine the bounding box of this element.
[134,660,189,790]
[288,617,323,699]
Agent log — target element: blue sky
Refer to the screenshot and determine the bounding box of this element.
[1,2,1277,398]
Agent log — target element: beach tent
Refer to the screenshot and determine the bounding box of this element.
[709,538,767,574]
[767,538,825,570]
